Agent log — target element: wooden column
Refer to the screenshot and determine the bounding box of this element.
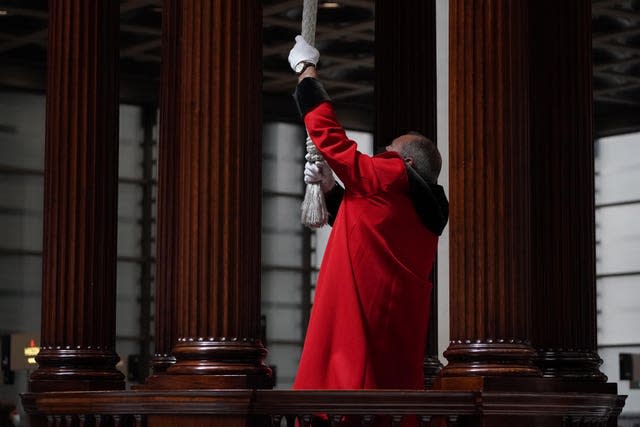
[529,0,606,381]
[442,0,540,377]
[149,0,270,389]
[375,0,441,388]
[148,0,181,376]
[29,0,124,392]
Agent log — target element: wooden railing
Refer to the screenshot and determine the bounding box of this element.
[22,389,626,427]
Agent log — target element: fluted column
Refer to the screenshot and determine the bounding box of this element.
[529,0,605,381]
[29,0,123,392]
[375,0,442,388]
[158,0,270,389]
[443,0,540,377]
[148,0,181,376]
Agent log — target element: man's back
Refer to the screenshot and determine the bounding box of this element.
[293,100,441,389]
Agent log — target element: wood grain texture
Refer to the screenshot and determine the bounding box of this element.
[445,0,605,382]
[30,0,124,392]
[375,0,437,149]
[444,0,538,377]
[150,0,181,375]
[528,0,605,381]
[21,388,626,427]
[156,0,270,385]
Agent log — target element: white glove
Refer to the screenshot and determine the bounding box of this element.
[304,161,335,193]
[288,35,320,73]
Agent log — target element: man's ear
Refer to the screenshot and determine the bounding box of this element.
[404,157,414,167]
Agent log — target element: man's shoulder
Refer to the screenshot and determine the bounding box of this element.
[368,152,409,193]
[372,151,403,160]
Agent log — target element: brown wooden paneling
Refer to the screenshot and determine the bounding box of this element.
[29,0,124,392]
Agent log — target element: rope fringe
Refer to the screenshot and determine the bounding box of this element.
[301,182,328,228]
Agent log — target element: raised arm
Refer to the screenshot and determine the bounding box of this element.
[289,37,405,196]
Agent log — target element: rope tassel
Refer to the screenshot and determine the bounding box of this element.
[301,136,329,228]
[300,0,328,228]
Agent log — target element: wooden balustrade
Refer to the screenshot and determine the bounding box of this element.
[22,389,625,427]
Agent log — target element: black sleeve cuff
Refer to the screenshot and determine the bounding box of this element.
[293,77,331,118]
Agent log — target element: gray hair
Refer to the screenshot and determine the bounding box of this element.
[399,132,442,184]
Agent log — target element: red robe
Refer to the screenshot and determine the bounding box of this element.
[293,101,440,390]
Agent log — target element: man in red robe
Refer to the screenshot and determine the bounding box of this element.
[289,36,449,390]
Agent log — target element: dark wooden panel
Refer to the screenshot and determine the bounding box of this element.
[21,388,626,426]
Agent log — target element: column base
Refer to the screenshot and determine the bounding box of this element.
[536,348,607,382]
[132,354,177,390]
[442,340,541,377]
[29,348,124,392]
[150,353,176,374]
[423,355,443,389]
[144,338,272,389]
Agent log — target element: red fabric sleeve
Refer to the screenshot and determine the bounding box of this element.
[304,101,407,196]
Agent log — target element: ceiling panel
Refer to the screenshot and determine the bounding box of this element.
[0,0,637,135]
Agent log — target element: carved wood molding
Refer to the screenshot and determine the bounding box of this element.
[443,342,540,377]
[21,389,625,421]
[535,349,606,382]
[166,339,270,379]
[29,349,124,393]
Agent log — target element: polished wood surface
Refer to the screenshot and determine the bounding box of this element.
[149,0,181,376]
[22,388,625,427]
[528,0,605,381]
[30,0,124,392]
[445,0,539,377]
[150,0,270,387]
[444,0,607,382]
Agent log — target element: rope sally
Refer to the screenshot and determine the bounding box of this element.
[300,0,329,228]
